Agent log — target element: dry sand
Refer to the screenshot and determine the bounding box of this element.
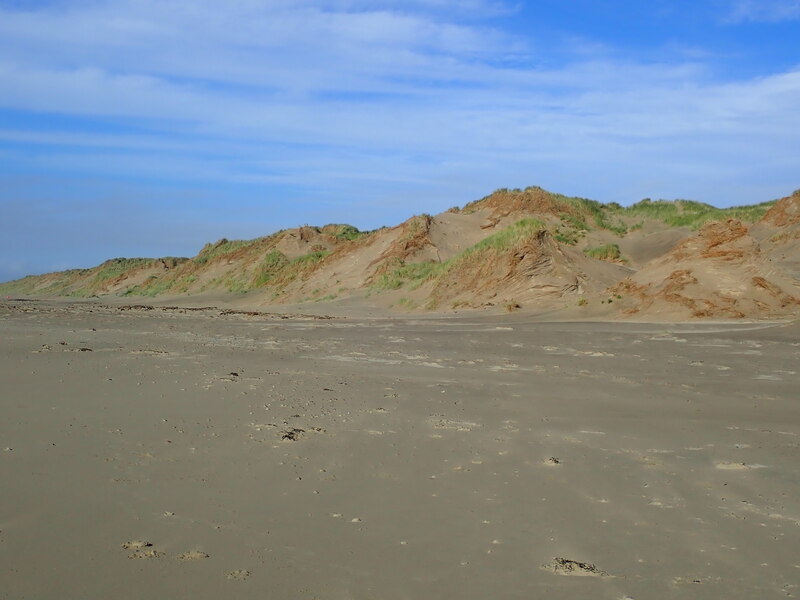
[1,298,799,599]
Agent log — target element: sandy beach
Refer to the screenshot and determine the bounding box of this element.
[1,298,799,599]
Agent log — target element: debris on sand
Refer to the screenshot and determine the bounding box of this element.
[281,428,305,441]
[543,557,611,577]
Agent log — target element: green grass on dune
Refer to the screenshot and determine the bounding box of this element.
[462,186,777,235]
[194,238,256,264]
[615,198,775,229]
[583,243,622,261]
[463,218,547,254]
[253,249,290,287]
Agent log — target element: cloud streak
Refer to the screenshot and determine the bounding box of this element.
[726,0,800,22]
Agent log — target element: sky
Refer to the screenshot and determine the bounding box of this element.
[1,0,799,281]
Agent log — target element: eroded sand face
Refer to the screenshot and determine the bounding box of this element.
[1,300,798,599]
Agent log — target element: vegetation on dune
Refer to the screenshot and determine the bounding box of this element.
[194,238,257,264]
[253,249,290,287]
[0,256,192,298]
[553,225,583,246]
[269,250,331,290]
[461,186,777,237]
[293,250,330,264]
[0,269,77,296]
[558,213,589,232]
[75,258,186,297]
[615,198,775,229]
[123,275,174,297]
[326,224,367,241]
[371,260,442,291]
[551,193,628,235]
[462,186,629,238]
[94,258,156,281]
[583,243,623,262]
[465,218,548,253]
[123,271,200,297]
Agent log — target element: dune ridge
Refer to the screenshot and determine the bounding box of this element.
[3,186,799,320]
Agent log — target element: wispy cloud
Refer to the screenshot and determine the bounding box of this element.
[0,2,797,185]
[726,0,800,22]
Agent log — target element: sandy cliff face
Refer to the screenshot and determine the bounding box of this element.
[611,216,800,319]
[428,229,628,310]
[762,191,800,227]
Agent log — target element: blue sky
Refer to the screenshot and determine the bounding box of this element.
[1,0,799,281]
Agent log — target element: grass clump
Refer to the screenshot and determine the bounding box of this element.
[553,228,582,245]
[559,213,589,232]
[372,260,441,291]
[397,297,418,309]
[330,225,365,241]
[552,194,628,235]
[293,250,329,265]
[583,243,622,261]
[253,250,289,287]
[464,218,547,254]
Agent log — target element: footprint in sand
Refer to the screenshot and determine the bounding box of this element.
[177,551,210,561]
[428,418,480,432]
[673,575,716,585]
[226,569,251,580]
[715,461,766,470]
[121,540,165,559]
[128,549,165,559]
[121,540,152,550]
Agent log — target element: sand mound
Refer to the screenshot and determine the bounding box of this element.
[463,186,600,231]
[467,187,563,222]
[612,219,800,319]
[368,215,437,275]
[275,226,338,260]
[762,191,800,227]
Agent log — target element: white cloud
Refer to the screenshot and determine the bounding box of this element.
[726,0,800,22]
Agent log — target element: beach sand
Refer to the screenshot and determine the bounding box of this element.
[1,299,798,599]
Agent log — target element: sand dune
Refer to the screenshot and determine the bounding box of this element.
[2,187,799,322]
